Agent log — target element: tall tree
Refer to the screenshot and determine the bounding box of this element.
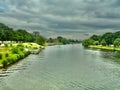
[36,36,46,45]
[101,39,107,46]
[113,38,120,47]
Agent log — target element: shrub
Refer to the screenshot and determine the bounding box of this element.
[11,47,20,54]
[19,47,24,51]
[17,45,24,51]
[16,54,21,60]
[11,45,25,54]
[0,53,3,60]
[2,60,8,67]
[6,57,12,64]
[19,52,25,59]
[5,54,18,64]
[9,58,15,64]
[5,53,9,57]
[11,54,18,62]
[24,51,30,56]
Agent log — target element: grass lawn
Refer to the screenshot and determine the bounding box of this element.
[0,42,43,68]
[89,45,120,51]
[0,47,9,65]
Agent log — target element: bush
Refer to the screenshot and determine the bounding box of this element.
[24,51,30,56]
[82,39,95,47]
[2,60,8,67]
[5,54,18,65]
[11,54,18,62]
[16,54,21,60]
[0,53,3,59]
[11,45,25,54]
[5,53,9,57]
[11,47,20,54]
[17,44,24,51]
[19,52,25,59]
[1,45,31,67]
[6,57,12,64]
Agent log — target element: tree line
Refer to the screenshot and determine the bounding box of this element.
[47,36,82,45]
[0,23,46,45]
[82,31,120,47]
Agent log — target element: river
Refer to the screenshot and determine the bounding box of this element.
[0,44,120,90]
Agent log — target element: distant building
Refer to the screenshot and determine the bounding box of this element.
[33,31,40,37]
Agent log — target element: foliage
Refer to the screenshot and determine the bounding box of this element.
[48,38,54,43]
[2,60,8,67]
[90,35,101,41]
[57,36,70,44]
[5,53,9,57]
[11,44,24,54]
[0,53,2,59]
[3,44,29,67]
[0,23,45,45]
[82,39,94,47]
[11,47,20,54]
[47,36,81,45]
[13,29,36,42]
[82,31,120,47]
[113,38,120,47]
[93,41,99,45]
[101,39,107,46]
[101,32,114,45]
[36,36,46,45]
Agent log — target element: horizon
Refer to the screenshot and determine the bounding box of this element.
[0,0,120,39]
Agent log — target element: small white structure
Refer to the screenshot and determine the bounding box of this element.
[1,44,5,47]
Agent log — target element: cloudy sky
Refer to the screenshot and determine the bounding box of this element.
[0,0,120,39]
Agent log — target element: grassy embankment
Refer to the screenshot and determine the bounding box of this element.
[0,43,43,68]
[89,45,120,51]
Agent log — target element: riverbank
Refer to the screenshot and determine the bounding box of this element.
[89,45,120,51]
[0,43,45,68]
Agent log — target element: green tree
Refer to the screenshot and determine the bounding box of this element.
[93,41,99,45]
[0,23,37,42]
[57,36,63,43]
[113,38,120,47]
[47,38,54,43]
[101,39,107,46]
[61,38,70,44]
[36,36,46,45]
[90,35,101,41]
[82,39,94,47]
[101,32,114,45]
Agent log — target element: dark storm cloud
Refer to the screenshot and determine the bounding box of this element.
[0,0,120,39]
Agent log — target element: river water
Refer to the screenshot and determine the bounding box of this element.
[0,44,120,90]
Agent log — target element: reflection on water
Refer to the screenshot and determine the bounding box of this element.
[100,50,120,64]
[0,44,120,90]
